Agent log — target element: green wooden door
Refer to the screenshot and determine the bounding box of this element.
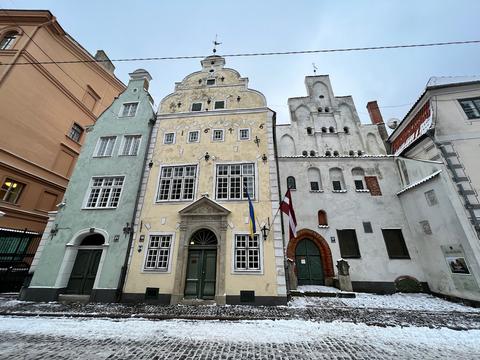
[184,249,216,299]
[295,239,324,285]
[66,249,102,295]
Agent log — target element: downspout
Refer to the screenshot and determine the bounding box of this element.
[116,112,156,302]
[272,113,290,294]
[0,17,56,86]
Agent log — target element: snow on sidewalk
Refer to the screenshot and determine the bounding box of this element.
[0,315,479,352]
[289,291,480,312]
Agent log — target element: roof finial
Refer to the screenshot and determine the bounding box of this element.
[213,34,222,54]
[312,63,318,75]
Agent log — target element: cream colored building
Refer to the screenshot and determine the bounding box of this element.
[123,55,286,305]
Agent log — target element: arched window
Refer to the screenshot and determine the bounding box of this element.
[287,176,296,190]
[306,127,313,135]
[318,107,323,113]
[321,127,327,133]
[325,151,331,156]
[333,150,339,156]
[352,167,366,190]
[308,167,322,191]
[357,150,363,156]
[349,150,355,156]
[0,31,18,50]
[302,150,308,157]
[325,107,330,112]
[80,233,105,246]
[309,150,316,156]
[318,210,328,226]
[329,167,346,191]
[329,126,335,133]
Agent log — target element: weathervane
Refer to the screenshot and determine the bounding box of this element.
[213,34,222,54]
[312,63,318,75]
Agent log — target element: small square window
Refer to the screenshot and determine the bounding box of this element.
[332,181,342,191]
[188,131,199,143]
[206,79,216,86]
[68,123,83,142]
[354,180,364,190]
[1,178,25,204]
[212,129,224,141]
[363,222,373,233]
[310,181,319,191]
[191,102,202,112]
[214,100,225,109]
[164,132,175,144]
[120,102,138,117]
[239,129,250,140]
[424,189,438,206]
[95,136,116,157]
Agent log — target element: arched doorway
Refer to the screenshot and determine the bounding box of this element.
[184,229,217,300]
[295,239,324,285]
[65,233,104,295]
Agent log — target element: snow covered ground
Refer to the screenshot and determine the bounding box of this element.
[0,316,479,359]
[289,291,480,312]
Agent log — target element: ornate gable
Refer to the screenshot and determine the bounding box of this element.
[179,196,230,217]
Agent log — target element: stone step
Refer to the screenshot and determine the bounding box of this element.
[58,294,90,304]
[179,298,216,306]
[290,290,356,298]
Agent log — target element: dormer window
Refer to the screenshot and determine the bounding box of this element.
[0,31,18,50]
[206,78,216,86]
[214,100,225,109]
[191,102,202,112]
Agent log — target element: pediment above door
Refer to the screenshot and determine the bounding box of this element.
[179,196,231,217]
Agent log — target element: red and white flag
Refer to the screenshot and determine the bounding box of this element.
[280,189,297,240]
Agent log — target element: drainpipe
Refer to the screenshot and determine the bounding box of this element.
[0,16,56,86]
[116,113,156,302]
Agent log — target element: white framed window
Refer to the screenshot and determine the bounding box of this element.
[0,178,25,204]
[164,132,175,144]
[188,131,200,143]
[206,78,216,86]
[156,165,197,201]
[68,123,83,142]
[214,100,225,110]
[239,128,250,140]
[191,102,202,112]
[85,176,124,208]
[120,135,141,156]
[94,136,117,157]
[212,129,224,142]
[234,234,261,271]
[216,163,255,200]
[119,102,138,117]
[144,234,173,271]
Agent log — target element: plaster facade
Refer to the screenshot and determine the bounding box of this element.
[123,56,286,305]
[21,70,155,302]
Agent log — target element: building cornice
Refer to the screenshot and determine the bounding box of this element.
[157,107,272,120]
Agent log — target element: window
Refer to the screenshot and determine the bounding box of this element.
[157,165,197,201]
[120,102,138,117]
[0,32,18,50]
[121,135,141,156]
[188,131,199,143]
[206,78,216,86]
[363,222,373,233]
[354,180,364,190]
[459,97,480,119]
[191,102,202,111]
[329,127,335,133]
[216,163,255,200]
[330,167,345,191]
[425,189,438,206]
[365,176,382,196]
[337,229,361,258]
[239,128,250,140]
[214,100,225,109]
[306,127,313,135]
[308,167,322,191]
[234,234,261,271]
[94,136,116,157]
[321,127,327,133]
[310,182,320,191]
[85,176,124,208]
[68,123,83,142]
[0,178,25,204]
[164,132,175,144]
[318,210,328,226]
[332,181,342,191]
[382,229,410,259]
[212,129,224,141]
[144,234,173,271]
[344,127,350,134]
[352,168,366,191]
[287,176,296,190]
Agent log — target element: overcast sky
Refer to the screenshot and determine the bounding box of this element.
[7,0,480,124]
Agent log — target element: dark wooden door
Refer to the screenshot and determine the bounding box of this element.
[295,239,324,285]
[66,249,102,295]
[184,249,216,299]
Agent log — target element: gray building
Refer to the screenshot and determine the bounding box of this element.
[21,69,156,303]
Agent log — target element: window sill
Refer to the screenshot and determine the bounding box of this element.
[233,270,263,275]
[142,268,170,273]
[65,134,82,145]
[332,190,347,193]
[355,189,370,193]
[156,199,194,203]
[388,257,411,260]
[82,207,118,210]
[118,154,138,157]
[92,155,113,158]
[318,225,329,228]
[310,190,324,193]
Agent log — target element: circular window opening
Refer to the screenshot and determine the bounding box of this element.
[302,150,308,157]
[321,127,327,133]
[329,127,335,133]
[310,150,316,156]
[209,69,214,73]
[325,107,330,112]
[132,88,138,93]
[319,95,324,99]
[325,151,331,157]
[333,151,339,156]
[318,107,323,112]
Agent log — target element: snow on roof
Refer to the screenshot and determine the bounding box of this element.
[396,170,442,195]
[278,154,393,159]
[426,76,480,87]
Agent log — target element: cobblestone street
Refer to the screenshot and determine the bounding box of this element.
[1,316,479,359]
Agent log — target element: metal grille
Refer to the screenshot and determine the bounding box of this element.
[190,229,217,246]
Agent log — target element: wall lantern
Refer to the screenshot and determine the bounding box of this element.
[262,154,268,163]
[237,96,241,102]
[148,160,154,168]
[204,152,210,161]
[261,224,270,241]
[254,136,260,147]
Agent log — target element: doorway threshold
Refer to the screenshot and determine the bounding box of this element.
[180,298,216,306]
[58,294,90,304]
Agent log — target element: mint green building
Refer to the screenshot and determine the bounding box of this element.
[22,69,155,302]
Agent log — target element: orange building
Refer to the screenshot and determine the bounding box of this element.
[0,9,125,235]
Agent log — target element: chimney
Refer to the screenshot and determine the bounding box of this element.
[94,50,115,74]
[366,101,391,153]
[128,69,152,91]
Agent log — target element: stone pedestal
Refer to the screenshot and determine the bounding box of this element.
[287,259,298,290]
[336,259,353,292]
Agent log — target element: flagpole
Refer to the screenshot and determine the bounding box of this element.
[271,191,288,225]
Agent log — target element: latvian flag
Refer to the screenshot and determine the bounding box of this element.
[280,189,297,240]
